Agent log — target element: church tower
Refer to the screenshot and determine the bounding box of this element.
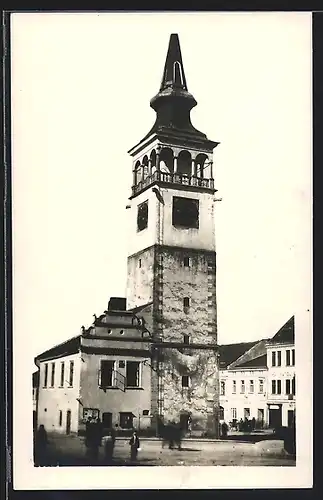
[126,34,219,435]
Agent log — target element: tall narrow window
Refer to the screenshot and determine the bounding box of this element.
[50,363,55,387]
[220,381,225,396]
[241,380,245,394]
[137,201,148,232]
[277,351,281,367]
[182,375,190,388]
[292,376,296,395]
[286,350,291,366]
[249,380,254,393]
[100,360,115,387]
[69,361,74,387]
[59,410,63,426]
[277,380,282,395]
[259,379,264,394]
[231,408,237,420]
[286,379,291,395]
[138,259,142,268]
[44,363,48,388]
[183,297,190,313]
[291,349,295,366]
[126,361,140,387]
[272,380,276,394]
[183,257,190,267]
[60,362,65,387]
[232,380,236,394]
[272,351,276,367]
[183,334,190,344]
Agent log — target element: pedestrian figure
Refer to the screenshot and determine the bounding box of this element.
[238,418,244,432]
[221,421,229,438]
[104,424,118,462]
[251,417,256,431]
[34,424,48,466]
[129,430,140,462]
[168,422,175,450]
[175,422,183,450]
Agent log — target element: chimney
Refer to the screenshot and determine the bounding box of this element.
[108,297,127,311]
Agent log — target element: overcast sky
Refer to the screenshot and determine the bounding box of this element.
[11,12,312,373]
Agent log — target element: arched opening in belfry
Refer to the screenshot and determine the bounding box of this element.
[195,153,208,178]
[150,149,157,168]
[134,160,141,184]
[142,155,149,180]
[173,61,184,87]
[160,147,174,173]
[177,150,191,176]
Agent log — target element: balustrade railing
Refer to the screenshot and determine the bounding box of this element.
[132,171,214,196]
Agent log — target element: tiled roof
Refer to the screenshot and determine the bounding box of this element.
[128,302,153,314]
[269,316,294,344]
[234,354,267,369]
[218,341,259,369]
[34,335,81,362]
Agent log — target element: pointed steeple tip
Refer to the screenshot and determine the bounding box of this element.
[160,33,188,92]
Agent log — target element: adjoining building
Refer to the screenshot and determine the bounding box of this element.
[219,316,295,429]
[266,316,295,428]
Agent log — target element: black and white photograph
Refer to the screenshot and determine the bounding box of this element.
[10,11,312,489]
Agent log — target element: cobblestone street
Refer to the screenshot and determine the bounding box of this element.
[35,434,296,467]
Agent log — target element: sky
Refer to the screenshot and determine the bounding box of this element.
[11,12,312,374]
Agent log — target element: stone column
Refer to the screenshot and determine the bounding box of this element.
[141,165,145,181]
[148,159,152,176]
[173,156,178,174]
[132,168,137,186]
[191,158,195,177]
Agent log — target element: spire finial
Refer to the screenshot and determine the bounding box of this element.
[160,33,188,91]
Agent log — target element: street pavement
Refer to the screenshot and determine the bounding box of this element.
[35,434,296,467]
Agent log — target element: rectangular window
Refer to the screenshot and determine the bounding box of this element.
[183,334,190,344]
[69,360,74,387]
[277,351,281,367]
[184,257,190,267]
[231,408,237,420]
[182,375,190,388]
[50,363,55,387]
[83,408,99,422]
[137,200,148,232]
[259,379,264,393]
[126,361,140,387]
[272,380,276,394]
[249,380,254,393]
[277,379,282,394]
[183,297,190,311]
[220,381,225,396]
[241,380,245,394]
[172,196,199,229]
[59,410,63,426]
[60,362,65,387]
[291,349,295,366]
[272,351,276,367]
[292,376,295,395]
[232,380,236,394]
[138,259,142,268]
[286,379,291,395]
[244,408,250,418]
[100,360,115,387]
[286,350,291,366]
[44,363,48,388]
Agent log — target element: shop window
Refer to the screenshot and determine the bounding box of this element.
[120,412,134,429]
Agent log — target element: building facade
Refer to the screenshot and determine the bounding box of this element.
[35,298,153,435]
[266,317,295,428]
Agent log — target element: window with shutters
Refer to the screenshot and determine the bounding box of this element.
[99,360,116,388]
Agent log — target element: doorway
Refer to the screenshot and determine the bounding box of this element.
[268,405,282,429]
[102,412,112,429]
[257,408,264,428]
[179,412,191,432]
[66,410,71,435]
[288,410,295,427]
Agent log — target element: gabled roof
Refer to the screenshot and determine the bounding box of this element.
[35,335,81,363]
[268,316,294,344]
[234,354,267,369]
[218,341,259,369]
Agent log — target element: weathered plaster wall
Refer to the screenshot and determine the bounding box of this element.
[126,246,155,310]
[37,353,81,434]
[79,351,152,432]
